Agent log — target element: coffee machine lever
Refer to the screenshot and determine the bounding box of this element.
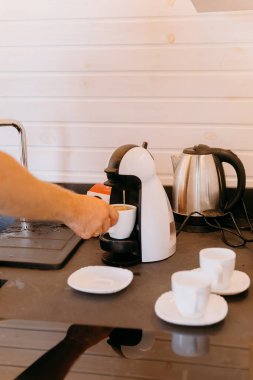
[99,142,176,267]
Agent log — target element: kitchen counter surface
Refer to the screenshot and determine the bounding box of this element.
[0,230,253,379]
[0,231,252,331]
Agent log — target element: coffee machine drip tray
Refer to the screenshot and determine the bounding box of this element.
[0,220,82,269]
[100,233,140,267]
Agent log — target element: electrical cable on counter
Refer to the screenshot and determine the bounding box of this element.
[176,198,253,248]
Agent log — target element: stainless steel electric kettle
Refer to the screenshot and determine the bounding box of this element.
[171,144,246,217]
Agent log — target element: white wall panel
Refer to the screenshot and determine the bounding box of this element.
[1,46,253,72]
[0,1,252,187]
[1,16,253,46]
[1,99,253,124]
[0,0,196,20]
[1,73,253,98]
[1,123,253,150]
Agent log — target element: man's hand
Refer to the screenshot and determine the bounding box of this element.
[63,194,118,239]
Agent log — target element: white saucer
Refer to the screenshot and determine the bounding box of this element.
[193,269,250,295]
[67,266,133,294]
[154,291,228,326]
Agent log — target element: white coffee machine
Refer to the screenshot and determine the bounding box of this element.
[99,142,176,266]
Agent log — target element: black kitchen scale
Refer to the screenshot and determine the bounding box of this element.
[0,219,83,269]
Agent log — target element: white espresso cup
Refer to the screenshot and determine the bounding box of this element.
[108,204,137,240]
[171,271,211,319]
[199,248,236,291]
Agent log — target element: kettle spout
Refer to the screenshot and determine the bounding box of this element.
[171,154,182,172]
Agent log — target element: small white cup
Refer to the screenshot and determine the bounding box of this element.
[108,204,137,240]
[171,271,211,319]
[199,248,236,291]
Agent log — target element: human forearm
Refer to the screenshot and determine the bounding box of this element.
[0,152,118,239]
[0,152,74,221]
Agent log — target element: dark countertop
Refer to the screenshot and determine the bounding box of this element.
[0,230,253,379]
[0,231,252,335]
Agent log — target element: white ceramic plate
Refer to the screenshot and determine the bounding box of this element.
[67,266,133,294]
[154,291,228,326]
[192,269,250,295]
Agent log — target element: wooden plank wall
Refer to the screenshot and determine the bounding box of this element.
[0,0,253,186]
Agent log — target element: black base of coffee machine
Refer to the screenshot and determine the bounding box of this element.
[99,233,141,267]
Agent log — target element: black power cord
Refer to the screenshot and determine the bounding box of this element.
[176,199,253,248]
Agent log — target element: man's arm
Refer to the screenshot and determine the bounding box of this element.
[0,152,118,239]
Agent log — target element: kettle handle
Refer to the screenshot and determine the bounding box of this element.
[212,148,246,211]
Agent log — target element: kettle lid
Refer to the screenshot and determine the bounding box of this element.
[183,144,211,155]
